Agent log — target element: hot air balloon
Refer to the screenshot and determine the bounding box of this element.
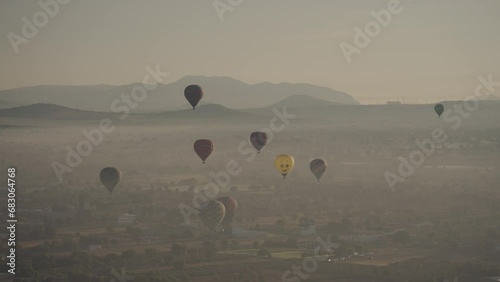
[198,200,226,232]
[184,85,203,110]
[434,104,444,117]
[250,132,267,153]
[217,196,238,234]
[274,154,295,179]
[310,159,327,182]
[194,139,213,164]
[99,167,121,194]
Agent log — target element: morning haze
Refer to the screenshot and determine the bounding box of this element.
[0,1,499,281]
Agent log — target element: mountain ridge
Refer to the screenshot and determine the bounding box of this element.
[0,76,358,112]
[0,103,116,120]
[0,102,257,120]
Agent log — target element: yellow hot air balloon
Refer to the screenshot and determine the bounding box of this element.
[274,154,295,179]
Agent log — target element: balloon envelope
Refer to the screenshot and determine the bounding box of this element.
[274,154,295,179]
[198,200,226,232]
[310,159,327,182]
[217,196,238,232]
[99,167,121,194]
[184,85,203,109]
[250,132,267,153]
[194,139,213,163]
[434,104,444,117]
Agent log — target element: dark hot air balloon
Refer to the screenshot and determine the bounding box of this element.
[310,159,327,182]
[184,85,203,110]
[198,200,226,232]
[434,104,444,117]
[217,196,238,234]
[194,139,213,164]
[250,132,267,153]
[99,167,121,194]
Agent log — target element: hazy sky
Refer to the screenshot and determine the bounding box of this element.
[1,0,499,104]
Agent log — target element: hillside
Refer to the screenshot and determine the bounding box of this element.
[0,103,116,120]
[262,94,341,109]
[2,99,499,130]
[0,103,262,123]
[0,76,358,112]
[244,97,500,129]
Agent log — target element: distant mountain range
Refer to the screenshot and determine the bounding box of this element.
[0,103,116,120]
[261,94,342,110]
[0,76,358,112]
[0,102,258,121]
[1,96,498,130]
[0,95,344,121]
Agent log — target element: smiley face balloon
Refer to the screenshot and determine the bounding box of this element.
[274,154,295,179]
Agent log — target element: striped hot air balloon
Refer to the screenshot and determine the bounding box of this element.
[198,200,226,232]
[194,139,213,164]
[310,159,327,182]
[217,196,238,234]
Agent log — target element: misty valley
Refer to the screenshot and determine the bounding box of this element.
[0,92,499,281]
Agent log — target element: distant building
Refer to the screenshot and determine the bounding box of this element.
[339,234,383,243]
[415,222,435,228]
[117,213,138,225]
[88,244,102,250]
[140,236,153,244]
[232,227,267,238]
[386,101,402,105]
[163,223,200,239]
[298,218,316,235]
